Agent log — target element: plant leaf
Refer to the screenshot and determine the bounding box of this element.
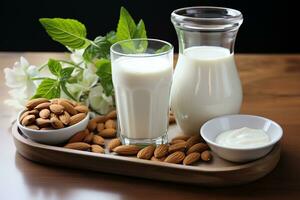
[60,81,76,100]
[95,59,113,96]
[60,67,74,79]
[116,7,136,41]
[39,18,88,49]
[32,78,60,99]
[155,44,172,54]
[83,32,115,61]
[48,59,62,76]
[133,19,147,39]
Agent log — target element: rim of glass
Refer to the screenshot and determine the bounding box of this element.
[171,6,243,22]
[110,38,173,57]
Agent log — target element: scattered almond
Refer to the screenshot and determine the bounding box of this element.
[201,150,212,161]
[168,142,186,153]
[113,145,140,155]
[64,142,91,151]
[39,109,50,119]
[137,145,155,160]
[87,119,97,131]
[83,132,94,144]
[165,151,185,164]
[183,152,201,165]
[154,144,169,158]
[108,138,121,152]
[186,143,209,155]
[34,102,51,110]
[170,139,186,145]
[98,128,116,138]
[91,144,105,153]
[93,115,107,123]
[68,129,89,143]
[105,119,116,129]
[92,135,105,146]
[26,98,49,109]
[171,135,190,142]
[151,156,166,162]
[49,104,64,114]
[69,113,86,126]
[106,110,117,119]
[97,123,105,132]
[186,135,203,149]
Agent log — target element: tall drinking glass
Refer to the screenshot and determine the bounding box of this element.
[110,39,173,145]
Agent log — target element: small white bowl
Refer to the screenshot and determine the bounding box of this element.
[200,114,283,163]
[17,110,89,145]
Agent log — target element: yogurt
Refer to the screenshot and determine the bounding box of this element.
[215,127,270,148]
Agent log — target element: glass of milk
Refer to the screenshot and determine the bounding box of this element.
[170,7,244,135]
[110,39,173,145]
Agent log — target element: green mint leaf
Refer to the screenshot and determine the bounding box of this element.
[48,59,62,76]
[83,33,113,61]
[39,18,88,49]
[95,59,113,96]
[60,67,74,79]
[116,7,137,41]
[133,20,147,38]
[60,81,76,100]
[155,44,172,54]
[32,78,60,99]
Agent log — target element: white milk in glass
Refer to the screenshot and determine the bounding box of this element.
[171,46,242,135]
[112,56,173,139]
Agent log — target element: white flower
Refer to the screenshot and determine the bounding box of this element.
[70,49,85,68]
[88,85,114,114]
[3,57,39,109]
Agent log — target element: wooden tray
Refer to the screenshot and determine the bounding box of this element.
[12,123,280,186]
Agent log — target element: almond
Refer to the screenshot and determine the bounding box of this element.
[91,144,105,154]
[154,144,169,158]
[201,150,212,161]
[137,145,155,160]
[58,100,77,115]
[87,119,97,131]
[26,124,39,130]
[59,111,71,125]
[168,142,186,153]
[69,113,86,126]
[50,117,64,129]
[151,156,166,162]
[108,138,121,152]
[34,102,51,110]
[49,104,64,114]
[186,143,209,155]
[186,135,203,149]
[105,119,116,129]
[170,139,186,145]
[20,110,39,122]
[39,109,50,119]
[97,123,105,132]
[68,129,89,143]
[21,114,36,126]
[92,135,105,146]
[83,132,94,144]
[164,151,185,164]
[26,98,49,109]
[98,128,116,138]
[169,115,176,124]
[74,105,89,113]
[171,135,190,142]
[64,142,91,151]
[113,145,140,155]
[56,98,77,107]
[93,115,107,123]
[106,110,117,119]
[183,152,201,165]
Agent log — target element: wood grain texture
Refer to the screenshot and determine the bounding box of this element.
[1,53,300,200]
[12,123,281,186]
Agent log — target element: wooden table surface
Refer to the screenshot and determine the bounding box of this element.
[0,53,300,200]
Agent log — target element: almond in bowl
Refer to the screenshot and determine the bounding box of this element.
[17,98,89,145]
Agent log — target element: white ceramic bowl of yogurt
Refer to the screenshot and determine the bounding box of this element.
[200,114,283,162]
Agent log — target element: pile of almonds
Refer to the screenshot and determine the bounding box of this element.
[113,135,212,165]
[20,98,88,130]
[63,109,212,166]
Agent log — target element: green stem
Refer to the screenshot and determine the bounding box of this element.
[57,60,84,70]
[31,77,47,80]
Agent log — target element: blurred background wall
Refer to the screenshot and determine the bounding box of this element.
[0,0,297,53]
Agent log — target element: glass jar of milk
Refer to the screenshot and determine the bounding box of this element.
[111,39,173,145]
[170,7,243,135]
